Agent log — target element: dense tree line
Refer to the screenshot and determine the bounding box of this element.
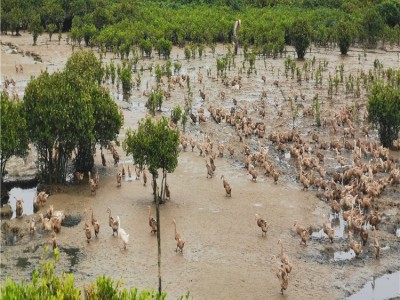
[2,0,400,54]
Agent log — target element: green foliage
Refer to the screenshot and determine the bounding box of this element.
[368,82,400,148]
[289,17,311,59]
[184,47,191,60]
[0,248,168,300]
[82,23,97,47]
[28,14,44,45]
[47,24,57,41]
[24,52,121,181]
[120,67,132,95]
[171,105,183,124]
[146,88,163,116]
[336,20,352,55]
[139,39,153,57]
[0,93,29,183]
[361,8,385,48]
[125,116,180,202]
[377,0,400,28]
[65,50,103,85]
[156,38,172,59]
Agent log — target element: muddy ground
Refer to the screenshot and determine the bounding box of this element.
[1,32,400,299]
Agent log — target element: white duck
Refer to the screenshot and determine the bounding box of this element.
[116,216,129,250]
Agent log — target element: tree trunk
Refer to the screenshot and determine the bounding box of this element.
[154,173,162,294]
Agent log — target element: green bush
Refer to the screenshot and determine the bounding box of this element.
[289,18,311,59]
[336,20,353,55]
[0,247,169,300]
[171,105,182,124]
[368,82,400,148]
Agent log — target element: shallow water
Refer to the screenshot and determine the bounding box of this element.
[347,271,400,300]
[7,186,37,219]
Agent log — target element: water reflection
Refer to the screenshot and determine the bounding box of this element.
[347,271,400,300]
[7,187,37,219]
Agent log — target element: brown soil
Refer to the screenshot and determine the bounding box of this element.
[1,32,399,300]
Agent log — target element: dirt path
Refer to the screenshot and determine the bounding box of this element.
[1,32,400,299]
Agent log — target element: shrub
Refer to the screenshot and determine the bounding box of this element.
[289,18,311,59]
[368,82,400,148]
[336,20,353,55]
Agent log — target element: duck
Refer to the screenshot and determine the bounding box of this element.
[348,231,362,257]
[37,191,49,206]
[148,206,158,234]
[33,196,40,213]
[277,239,291,271]
[165,183,171,201]
[84,217,92,243]
[322,214,334,243]
[52,217,62,233]
[135,164,141,180]
[360,226,368,246]
[15,198,24,218]
[143,167,147,186]
[39,213,53,233]
[172,218,185,253]
[255,214,269,236]
[46,204,54,219]
[116,216,129,250]
[369,212,381,229]
[51,232,58,250]
[373,226,380,259]
[90,207,100,238]
[29,217,36,234]
[221,175,232,197]
[271,255,289,295]
[107,207,119,236]
[116,170,122,187]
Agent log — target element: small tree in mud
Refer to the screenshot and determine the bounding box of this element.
[368,82,400,148]
[290,18,311,60]
[125,116,180,294]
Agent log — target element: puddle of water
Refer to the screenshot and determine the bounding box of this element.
[6,187,37,219]
[60,247,81,273]
[333,249,356,261]
[62,214,82,227]
[347,271,400,300]
[16,257,31,269]
[311,213,347,240]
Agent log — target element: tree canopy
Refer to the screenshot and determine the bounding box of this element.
[0,93,29,183]
[368,82,400,148]
[125,116,180,202]
[23,50,122,183]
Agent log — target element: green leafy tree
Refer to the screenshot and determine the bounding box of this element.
[0,93,29,184]
[156,38,172,59]
[146,89,163,116]
[361,8,385,48]
[171,105,182,125]
[119,67,132,95]
[289,18,311,59]
[28,14,44,45]
[125,116,180,294]
[24,71,94,183]
[368,82,400,148]
[65,50,103,85]
[24,51,121,182]
[336,20,353,55]
[82,23,97,47]
[139,39,153,57]
[47,24,57,41]
[377,0,400,28]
